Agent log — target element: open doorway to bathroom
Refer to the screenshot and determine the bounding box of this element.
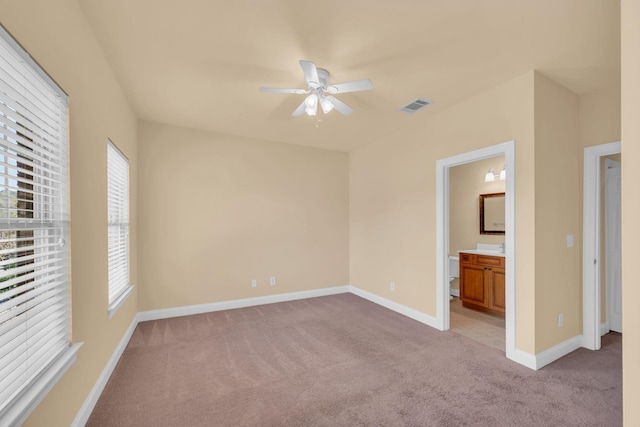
[448,156,506,352]
[435,140,516,363]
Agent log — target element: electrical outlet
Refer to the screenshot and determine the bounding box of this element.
[251,279,257,288]
[270,277,276,286]
[390,282,396,291]
[558,313,564,327]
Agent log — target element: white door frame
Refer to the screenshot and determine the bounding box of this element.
[436,140,516,361]
[582,141,621,350]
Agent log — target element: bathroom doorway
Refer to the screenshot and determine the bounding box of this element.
[435,140,517,363]
[448,156,506,351]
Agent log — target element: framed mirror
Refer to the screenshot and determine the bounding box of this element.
[479,192,505,235]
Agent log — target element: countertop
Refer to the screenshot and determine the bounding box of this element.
[459,249,506,257]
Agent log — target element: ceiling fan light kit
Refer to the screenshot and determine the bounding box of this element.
[260,60,372,117]
[320,97,334,114]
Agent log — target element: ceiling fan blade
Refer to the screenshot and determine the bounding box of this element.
[327,79,373,94]
[328,96,353,115]
[299,60,319,86]
[260,87,307,94]
[291,100,307,116]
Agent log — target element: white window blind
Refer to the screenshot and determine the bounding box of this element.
[0,27,71,418]
[107,140,129,312]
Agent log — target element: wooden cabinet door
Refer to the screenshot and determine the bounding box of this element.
[460,264,488,308]
[489,267,506,312]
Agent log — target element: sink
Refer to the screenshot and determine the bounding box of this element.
[459,243,505,257]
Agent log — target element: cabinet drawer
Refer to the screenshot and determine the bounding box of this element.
[459,252,505,267]
[476,255,505,268]
[459,253,475,264]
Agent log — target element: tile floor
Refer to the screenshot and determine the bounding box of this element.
[450,297,505,352]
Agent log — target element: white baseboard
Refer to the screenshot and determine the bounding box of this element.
[508,335,582,371]
[71,318,139,427]
[348,286,440,330]
[508,348,537,370]
[533,335,583,370]
[600,322,609,336]
[137,286,350,322]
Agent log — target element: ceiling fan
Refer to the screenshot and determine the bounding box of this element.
[260,60,373,117]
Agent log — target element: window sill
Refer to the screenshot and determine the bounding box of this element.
[1,342,83,426]
[108,285,134,319]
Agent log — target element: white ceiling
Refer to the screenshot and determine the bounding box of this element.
[79,0,620,152]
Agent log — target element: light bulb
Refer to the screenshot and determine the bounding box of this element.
[305,103,317,116]
[485,168,495,182]
[320,97,334,114]
[305,94,317,107]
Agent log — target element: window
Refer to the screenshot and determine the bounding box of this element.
[0,25,79,424]
[107,139,131,317]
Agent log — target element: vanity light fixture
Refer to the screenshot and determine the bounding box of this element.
[484,166,506,182]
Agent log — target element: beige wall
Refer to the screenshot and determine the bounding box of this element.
[450,156,506,254]
[449,157,505,291]
[533,73,581,352]
[579,86,621,150]
[350,71,536,353]
[137,121,349,311]
[621,0,640,424]
[0,1,139,426]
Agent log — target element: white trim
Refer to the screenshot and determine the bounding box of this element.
[436,141,517,362]
[533,335,583,370]
[107,285,134,319]
[601,322,609,336]
[510,349,538,370]
[71,319,138,427]
[0,24,68,102]
[137,286,351,322]
[2,343,82,427]
[510,336,582,371]
[349,286,440,329]
[449,288,460,297]
[582,141,621,350]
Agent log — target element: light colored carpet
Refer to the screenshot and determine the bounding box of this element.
[87,293,621,426]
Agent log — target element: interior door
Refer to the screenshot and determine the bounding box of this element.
[605,158,622,333]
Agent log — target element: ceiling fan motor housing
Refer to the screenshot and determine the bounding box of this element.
[315,68,330,90]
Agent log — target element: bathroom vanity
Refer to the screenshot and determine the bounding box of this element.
[458,251,505,317]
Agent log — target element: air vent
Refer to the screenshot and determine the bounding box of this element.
[399,98,432,114]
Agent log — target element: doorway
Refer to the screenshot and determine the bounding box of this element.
[582,141,621,350]
[435,140,516,362]
[605,158,622,333]
[448,157,506,351]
